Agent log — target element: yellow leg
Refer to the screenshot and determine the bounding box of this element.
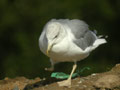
[57,63,77,87]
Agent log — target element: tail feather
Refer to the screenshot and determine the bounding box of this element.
[93,38,107,46]
[84,38,107,53]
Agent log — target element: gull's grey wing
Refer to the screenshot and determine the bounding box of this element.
[67,19,97,50]
[73,30,97,50]
[39,29,48,55]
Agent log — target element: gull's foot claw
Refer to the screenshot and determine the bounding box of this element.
[45,67,54,71]
[57,79,71,87]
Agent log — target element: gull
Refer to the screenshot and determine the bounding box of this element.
[39,19,107,87]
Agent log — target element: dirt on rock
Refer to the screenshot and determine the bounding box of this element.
[0,64,120,90]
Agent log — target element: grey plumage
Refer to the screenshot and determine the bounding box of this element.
[73,30,97,50]
[67,19,97,50]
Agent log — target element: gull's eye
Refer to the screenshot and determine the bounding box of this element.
[54,35,58,38]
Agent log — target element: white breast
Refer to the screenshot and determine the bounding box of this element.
[49,31,89,63]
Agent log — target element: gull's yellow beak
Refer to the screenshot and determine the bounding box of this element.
[46,39,55,56]
[47,49,49,56]
[46,43,53,56]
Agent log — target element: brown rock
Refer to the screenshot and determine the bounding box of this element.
[94,74,120,88]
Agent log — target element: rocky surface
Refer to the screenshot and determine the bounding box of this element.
[0,64,120,90]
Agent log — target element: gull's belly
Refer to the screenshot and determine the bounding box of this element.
[49,38,89,62]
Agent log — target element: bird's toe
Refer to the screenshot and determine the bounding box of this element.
[57,79,71,87]
[45,67,54,71]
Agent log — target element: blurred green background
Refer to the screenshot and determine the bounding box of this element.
[0,0,120,79]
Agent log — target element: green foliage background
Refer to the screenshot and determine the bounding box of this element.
[0,0,120,79]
